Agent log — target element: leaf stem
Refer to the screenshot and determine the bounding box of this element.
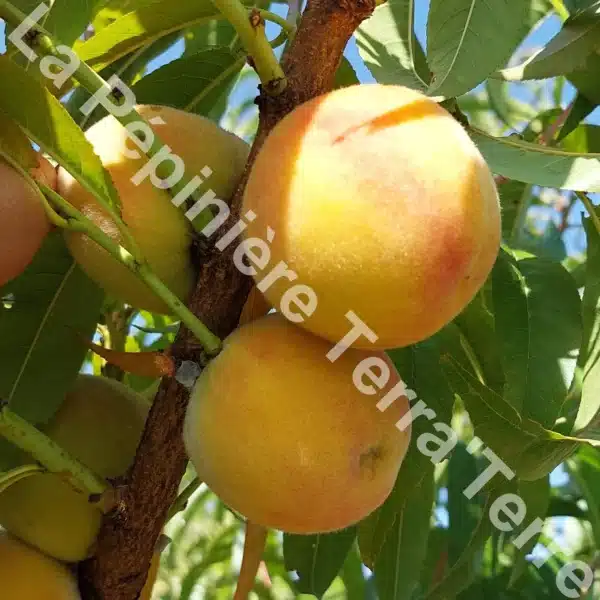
[0,403,107,496]
[208,0,287,94]
[41,183,222,356]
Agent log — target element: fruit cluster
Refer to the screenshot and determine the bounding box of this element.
[0,84,500,596]
[183,84,501,533]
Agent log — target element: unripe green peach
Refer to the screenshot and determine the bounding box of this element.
[184,313,411,533]
[57,105,249,313]
[0,375,149,562]
[242,84,500,349]
[0,532,81,599]
[0,159,50,286]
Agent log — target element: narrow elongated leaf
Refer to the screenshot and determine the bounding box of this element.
[574,218,600,433]
[558,93,598,142]
[0,232,103,424]
[355,0,429,90]
[443,355,579,480]
[492,252,581,427]
[470,127,600,192]
[447,442,484,566]
[427,0,529,98]
[283,528,357,598]
[75,0,239,72]
[454,291,505,396]
[509,476,550,586]
[425,485,512,600]
[131,47,245,115]
[0,55,121,210]
[568,51,600,104]
[359,338,454,568]
[568,446,600,545]
[561,124,600,154]
[497,2,600,81]
[373,469,434,600]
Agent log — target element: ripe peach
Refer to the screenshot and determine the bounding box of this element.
[57,105,249,313]
[0,160,50,286]
[183,313,411,533]
[0,375,149,562]
[0,532,81,599]
[242,84,500,349]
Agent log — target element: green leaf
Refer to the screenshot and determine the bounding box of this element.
[469,127,600,192]
[0,55,121,211]
[574,218,600,432]
[0,231,103,425]
[355,0,429,90]
[491,252,581,427]
[454,290,505,396]
[75,0,233,72]
[496,1,600,81]
[447,442,484,566]
[283,528,357,598]
[499,180,532,241]
[184,15,239,54]
[567,445,600,545]
[426,0,529,98]
[131,47,245,115]
[508,476,550,586]
[568,51,600,104]
[425,485,512,600]
[5,0,107,48]
[442,355,579,480]
[557,93,598,142]
[561,124,600,153]
[359,338,454,568]
[373,468,434,600]
[334,57,360,89]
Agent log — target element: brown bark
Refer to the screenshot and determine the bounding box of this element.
[79,0,374,597]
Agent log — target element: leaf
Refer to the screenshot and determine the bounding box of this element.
[131,47,245,115]
[496,1,600,81]
[557,93,598,141]
[561,124,600,153]
[469,127,600,192]
[426,0,529,98]
[355,0,429,90]
[359,338,454,568]
[499,180,532,241]
[373,468,434,600]
[447,442,484,566]
[568,445,600,545]
[0,231,103,425]
[574,218,600,432]
[4,0,106,48]
[508,476,550,586]
[425,485,512,600]
[75,0,236,72]
[454,290,505,396]
[491,252,581,427]
[283,527,357,598]
[334,57,360,89]
[0,55,121,211]
[442,355,579,480]
[568,51,600,104]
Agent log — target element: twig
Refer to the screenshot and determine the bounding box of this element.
[0,402,107,496]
